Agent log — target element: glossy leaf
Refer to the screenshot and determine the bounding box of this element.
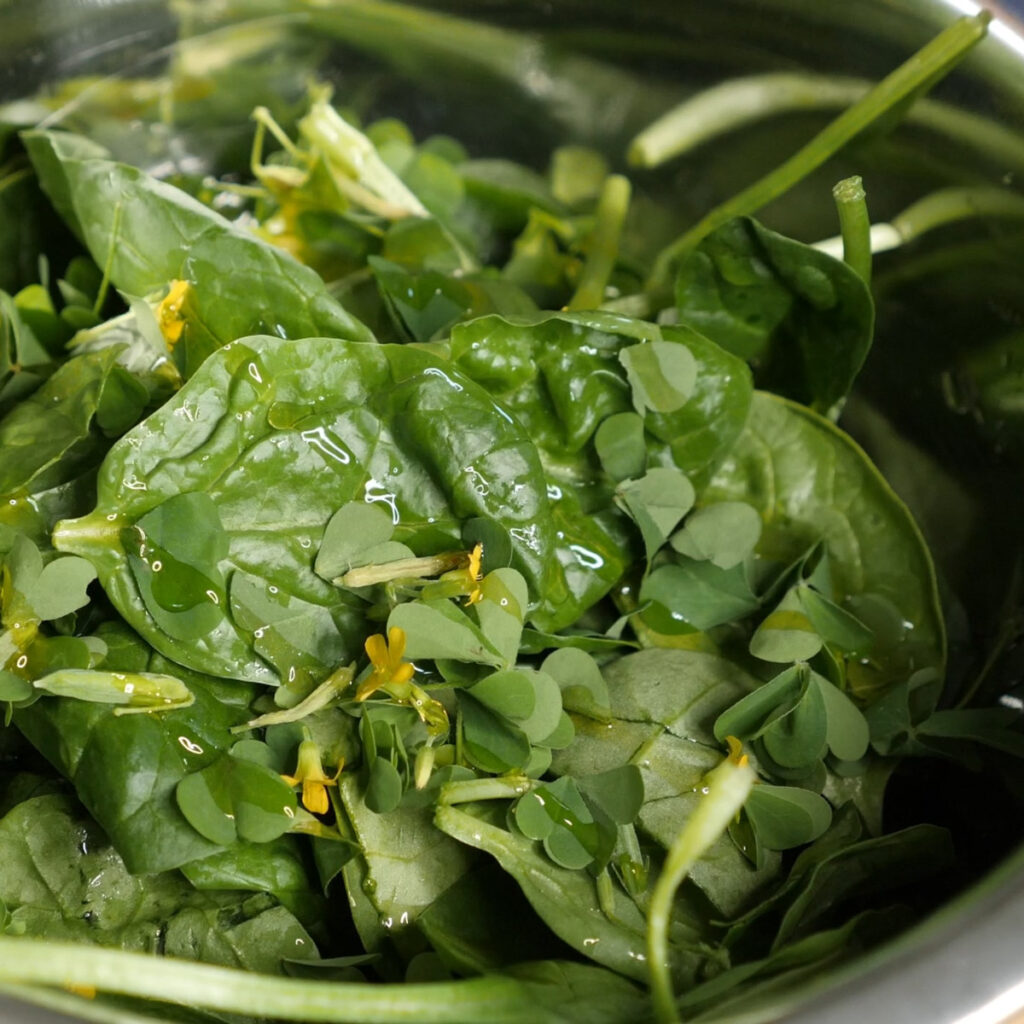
[24,130,373,375]
[53,337,569,683]
[674,216,874,411]
[14,625,256,873]
[702,391,945,692]
[0,793,317,971]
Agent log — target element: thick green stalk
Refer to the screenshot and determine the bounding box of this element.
[647,12,991,293]
[568,174,632,311]
[0,938,550,1024]
[832,175,872,285]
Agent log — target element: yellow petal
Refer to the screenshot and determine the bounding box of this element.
[387,625,407,664]
[467,543,483,580]
[302,779,329,815]
[392,663,415,686]
[364,632,388,667]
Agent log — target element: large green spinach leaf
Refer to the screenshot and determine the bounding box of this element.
[675,217,874,413]
[52,336,575,684]
[552,648,781,916]
[23,130,373,376]
[0,793,317,973]
[701,392,945,693]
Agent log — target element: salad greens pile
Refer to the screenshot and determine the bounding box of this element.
[1,4,1023,1022]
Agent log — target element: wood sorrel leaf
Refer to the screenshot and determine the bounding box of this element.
[594,411,647,482]
[640,558,760,632]
[541,647,611,720]
[616,467,695,561]
[619,340,697,415]
[743,784,833,850]
[176,751,298,846]
[749,587,823,663]
[314,502,395,581]
[670,500,762,569]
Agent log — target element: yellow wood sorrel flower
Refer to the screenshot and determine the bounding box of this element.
[358,626,414,701]
[281,738,342,816]
[156,279,190,349]
[462,543,484,605]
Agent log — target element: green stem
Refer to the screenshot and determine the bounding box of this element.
[628,70,1024,174]
[647,12,991,293]
[832,175,872,285]
[816,186,1024,260]
[646,750,755,1024]
[0,938,542,1023]
[568,174,631,311]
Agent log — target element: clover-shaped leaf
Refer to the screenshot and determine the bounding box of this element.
[619,340,696,416]
[176,751,298,846]
[616,468,695,561]
[669,501,762,570]
[541,647,611,721]
[743,783,832,850]
[315,502,396,581]
[594,412,647,482]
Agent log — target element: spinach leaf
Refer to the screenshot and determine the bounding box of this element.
[0,793,317,973]
[436,800,708,987]
[0,347,142,504]
[23,130,373,376]
[701,392,945,695]
[674,216,874,412]
[53,336,577,683]
[15,624,256,873]
[450,312,751,489]
[552,649,782,915]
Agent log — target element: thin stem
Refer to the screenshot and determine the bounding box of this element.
[647,12,991,293]
[628,70,1024,174]
[568,174,631,311]
[832,175,872,285]
[629,73,869,169]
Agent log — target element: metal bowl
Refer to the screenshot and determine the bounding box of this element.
[1,2,1023,1021]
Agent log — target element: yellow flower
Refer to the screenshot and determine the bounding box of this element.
[357,626,415,701]
[156,279,190,349]
[281,739,342,815]
[463,543,484,605]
